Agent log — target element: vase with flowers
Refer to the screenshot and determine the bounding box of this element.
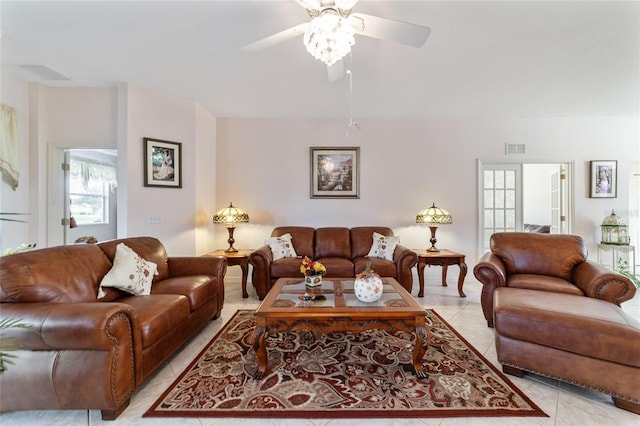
[300,256,326,287]
[354,261,384,302]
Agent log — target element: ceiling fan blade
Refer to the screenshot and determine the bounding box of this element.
[350,13,431,47]
[327,59,345,82]
[242,22,308,52]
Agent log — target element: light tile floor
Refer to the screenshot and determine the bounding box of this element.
[1,277,639,426]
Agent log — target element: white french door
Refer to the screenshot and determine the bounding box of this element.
[478,163,522,253]
[478,161,573,256]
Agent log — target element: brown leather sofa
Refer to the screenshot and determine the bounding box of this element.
[249,226,417,299]
[473,232,636,327]
[0,236,226,420]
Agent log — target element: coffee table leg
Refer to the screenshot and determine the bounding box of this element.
[413,324,428,378]
[252,325,268,379]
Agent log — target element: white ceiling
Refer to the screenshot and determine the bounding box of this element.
[2,0,639,118]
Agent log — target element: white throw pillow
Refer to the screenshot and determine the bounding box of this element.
[266,233,297,261]
[367,232,400,261]
[98,243,159,298]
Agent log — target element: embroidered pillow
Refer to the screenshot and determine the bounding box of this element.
[266,233,297,261]
[98,243,159,298]
[367,232,400,261]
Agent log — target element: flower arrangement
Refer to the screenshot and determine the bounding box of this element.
[300,256,327,276]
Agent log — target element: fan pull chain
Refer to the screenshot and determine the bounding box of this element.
[346,52,360,137]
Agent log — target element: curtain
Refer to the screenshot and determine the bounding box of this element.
[0,104,19,190]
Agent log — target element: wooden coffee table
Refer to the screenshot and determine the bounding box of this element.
[251,277,429,379]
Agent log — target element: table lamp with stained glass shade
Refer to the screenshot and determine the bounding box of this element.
[212,202,249,253]
[416,203,453,252]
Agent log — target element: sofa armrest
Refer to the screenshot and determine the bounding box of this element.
[393,244,417,292]
[0,302,139,398]
[0,302,138,350]
[168,256,227,281]
[573,260,637,305]
[249,245,273,300]
[473,252,508,327]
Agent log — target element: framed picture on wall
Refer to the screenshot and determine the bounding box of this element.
[590,160,616,198]
[310,146,360,199]
[143,137,182,188]
[144,138,182,188]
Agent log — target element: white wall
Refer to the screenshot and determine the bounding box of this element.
[2,78,637,286]
[194,104,217,255]
[0,81,218,256]
[0,77,31,252]
[216,117,638,269]
[124,86,217,256]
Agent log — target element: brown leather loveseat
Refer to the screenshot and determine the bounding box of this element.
[0,236,226,420]
[249,226,417,299]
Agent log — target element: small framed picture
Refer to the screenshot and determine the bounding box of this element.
[143,138,182,188]
[590,160,616,198]
[310,147,360,199]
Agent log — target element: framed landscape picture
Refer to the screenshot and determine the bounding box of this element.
[590,160,616,198]
[143,137,182,188]
[310,147,360,199]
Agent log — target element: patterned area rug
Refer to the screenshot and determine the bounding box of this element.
[145,309,546,419]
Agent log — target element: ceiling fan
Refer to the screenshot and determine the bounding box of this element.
[243,0,431,81]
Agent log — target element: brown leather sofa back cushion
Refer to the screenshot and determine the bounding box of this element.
[0,244,113,303]
[315,227,351,259]
[99,236,169,281]
[490,232,587,280]
[351,226,395,258]
[271,226,315,258]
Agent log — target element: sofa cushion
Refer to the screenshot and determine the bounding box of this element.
[271,258,305,279]
[271,227,315,258]
[151,276,214,311]
[494,288,640,369]
[354,257,397,278]
[119,294,190,349]
[351,227,395,258]
[317,257,354,277]
[490,232,587,281]
[0,244,112,303]
[367,232,399,261]
[266,233,297,260]
[315,227,351,259]
[99,237,170,282]
[98,243,159,298]
[508,274,584,296]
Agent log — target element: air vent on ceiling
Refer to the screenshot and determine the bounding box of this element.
[19,65,69,81]
[505,143,525,155]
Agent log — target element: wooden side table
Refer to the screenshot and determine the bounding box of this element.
[205,249,253,298]
[413,249,467,298]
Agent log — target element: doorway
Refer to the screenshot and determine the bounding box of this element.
[48,147,118,246]
[478,161,573,254]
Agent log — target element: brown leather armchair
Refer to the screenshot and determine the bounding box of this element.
[473,232,636,327]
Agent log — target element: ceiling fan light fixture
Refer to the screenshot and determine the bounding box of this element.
[303,12,355,66]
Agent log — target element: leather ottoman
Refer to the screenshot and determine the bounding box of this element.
[493,287,640,414]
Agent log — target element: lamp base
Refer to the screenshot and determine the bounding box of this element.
[427,226,440,252]
[225,226,238,253]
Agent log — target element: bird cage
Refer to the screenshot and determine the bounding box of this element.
[601,210,630,245]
